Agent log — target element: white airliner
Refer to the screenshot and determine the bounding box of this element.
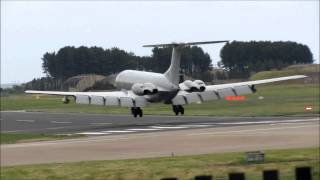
[26,41,306,117]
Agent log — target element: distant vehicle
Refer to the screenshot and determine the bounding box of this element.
[26,41,306,117]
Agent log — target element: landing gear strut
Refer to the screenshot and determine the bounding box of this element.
[131,107,143,118]
[172,105,184,115]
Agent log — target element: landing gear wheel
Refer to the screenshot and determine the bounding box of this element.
[137,107,143,117]
[178,105,184,115]
[131,107,143,118]
[172,105,184,115]
[172,105,179,115]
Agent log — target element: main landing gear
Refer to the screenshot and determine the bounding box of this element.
[172,105,184,115]
[131,107,143,118]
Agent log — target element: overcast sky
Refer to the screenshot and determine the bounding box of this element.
[1,1,319,84]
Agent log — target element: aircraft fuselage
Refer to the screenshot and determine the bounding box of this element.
[115,70,179,103]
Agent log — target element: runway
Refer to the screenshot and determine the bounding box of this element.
[1,111,319,136]
[0,112,319,166]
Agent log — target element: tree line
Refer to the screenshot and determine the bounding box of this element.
[219,41,313,78]
[42,46,212,81]
[7,41,313,92]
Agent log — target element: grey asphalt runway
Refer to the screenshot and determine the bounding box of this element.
[1,119,319,166]
[1,111,319,136]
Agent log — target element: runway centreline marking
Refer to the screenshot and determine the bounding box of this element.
[89,123,112,125]
[50,121,72,124]
[16,120,35,123]
[213,118,319,125]
[77,132,111,135]
[46,127,66,130]
[3,123,318,149]
[182,124,212,127]
[126,128,161,131]
[102,130,136,133]
[151,126,188,129]
[188,124,320,136]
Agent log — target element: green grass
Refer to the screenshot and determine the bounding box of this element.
[1,147,319,180]
[1,84,319,116]
[250,64,319,80]
[0,133,84,144]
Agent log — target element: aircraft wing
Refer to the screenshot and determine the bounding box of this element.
[171,75,306,105]
[25,90,149,107]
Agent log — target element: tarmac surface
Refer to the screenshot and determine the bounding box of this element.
[1,111,319,135]
[0,112,319,166]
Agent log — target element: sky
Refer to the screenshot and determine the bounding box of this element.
[1,1,319,84]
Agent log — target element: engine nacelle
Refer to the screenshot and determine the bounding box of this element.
[193,80,206,91]
[132,83,158,96]
[179,80,206,92]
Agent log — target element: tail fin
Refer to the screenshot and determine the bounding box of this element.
[143,40,228,84]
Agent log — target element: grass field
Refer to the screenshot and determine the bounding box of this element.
[1,84,319,116]
[0,133,84,144]
[1,147,319,180]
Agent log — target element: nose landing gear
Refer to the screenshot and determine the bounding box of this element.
[131,107,143,118]
[172,105,184,115]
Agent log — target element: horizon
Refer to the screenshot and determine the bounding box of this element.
[1,1,319,84]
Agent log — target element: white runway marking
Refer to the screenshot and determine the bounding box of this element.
[126,128,161,131]
[102,130,136,133]
[46,127,66,130]
[215,119,317,125]
[16,120,35,123]
[51,121,72,124]
[76,132,111,135]
[182,124,212,128]
[89,123,112,125]
[188,124,319,136]
[151,126,188,129]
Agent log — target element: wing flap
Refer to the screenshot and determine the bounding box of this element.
[76,95,90,105]
[216,88,235,98]
[171,75,306,105]
[199,91,219,101]
[185,93,201,104]
[26,90,148,107]
[91,96,105,106]
[233,85,254,95]
[135,97,148,107]
[172,95,187,105]
[105,97,120,106]
[120,97,134,107]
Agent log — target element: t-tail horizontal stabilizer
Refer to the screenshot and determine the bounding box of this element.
[142,40,229,48]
